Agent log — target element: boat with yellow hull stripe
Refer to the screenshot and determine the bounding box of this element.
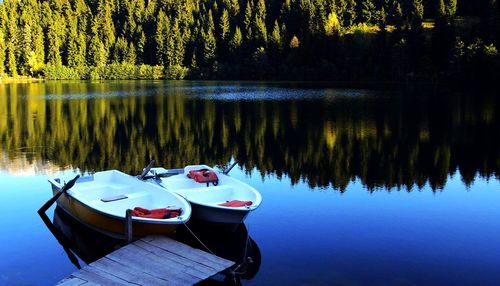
[48,170,191,239]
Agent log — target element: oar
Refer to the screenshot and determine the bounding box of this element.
[223,161,238,175]
[138,160,156,180]
[141,168,184,180]
[38,208,82,269]
[38,175,80,214]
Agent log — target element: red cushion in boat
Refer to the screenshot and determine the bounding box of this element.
[131,207,181,219]
[218,200,253,207]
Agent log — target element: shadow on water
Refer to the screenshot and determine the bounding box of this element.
[39,207,261,285]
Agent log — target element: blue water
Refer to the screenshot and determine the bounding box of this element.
[0,81,498,285]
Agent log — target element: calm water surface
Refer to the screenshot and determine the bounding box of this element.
[0,81,498,286]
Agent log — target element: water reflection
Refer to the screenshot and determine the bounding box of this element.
[1,81,498,191]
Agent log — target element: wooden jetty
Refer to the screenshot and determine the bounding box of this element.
[57,235,235,286]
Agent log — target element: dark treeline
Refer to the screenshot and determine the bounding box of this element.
[0,82,498,192]
[0,0,499,82]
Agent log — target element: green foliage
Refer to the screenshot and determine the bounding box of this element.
[0,29,6,75]
[359,0,376,23]
[445,0,457,18]
[0,0,497,82]
[325,12,341,36]
[229,26,243,52]
[270,21,282,47]
[219,9,230,41]
[165,64,189,79]
[43,64,165,80]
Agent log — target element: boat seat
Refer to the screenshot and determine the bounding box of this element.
[101,195,128,202]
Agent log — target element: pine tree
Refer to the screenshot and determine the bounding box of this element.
[229,26,243,52]
[32,25,45,72]
[325,12,341,36]
[46,20,62,66]
[137,30,146,64]
[437,0,446,19]
[88,34,107,66]
[342,0,357,28]
[445,0,457,18]
[244,0,253,41]
[203,27,217,69]
[360,0,376,23]
[229,0,240,16]
[0,29,6,75]
[155,10,169,66]
[20,24,33,75]
[270,21,282,48]
[6,42,17,76]
[220,9,230,41]
[113,37,128,63]
[125,42,136,64]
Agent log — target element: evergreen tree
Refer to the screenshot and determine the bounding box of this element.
[325,12,341,36]
[6,42,17,76]
[270,21,282,48]
[125,42,136,64]
[0,29,5,75]
[229,26,243,52]
[46,20,62,66]
[229,0,240,16]
[88,34,107,66]
[244,0,253,41]
[220,9,230,41]
[360,0,376,23]
[20,24,33,75]
[445,0,457,18]
[254,0,267,44]
[342,0,357,28]
[203,27,217,68]
[137,29,146,64]
[155,10,169,66]
[113,36,128,64]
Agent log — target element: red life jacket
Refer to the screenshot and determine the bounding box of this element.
[187,169,219,186]
[131,207,182,219]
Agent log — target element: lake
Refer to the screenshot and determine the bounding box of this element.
[0,81,498,286]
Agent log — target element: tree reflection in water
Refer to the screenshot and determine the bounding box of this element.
[1,82,498,192]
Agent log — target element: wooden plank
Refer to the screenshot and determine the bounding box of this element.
[133,240,216,276]
[91,258,167,286]
[130,242,214,280]
[57,277,87,286]
[124,244,203,283]
[57,235,235,286]
[71,267,130,286]
[82,266,138,286]
[141,236,234,269]
[107,245,197,285]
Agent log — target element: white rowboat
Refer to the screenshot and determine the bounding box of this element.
[48,170,192,238]
[148,165,261,224]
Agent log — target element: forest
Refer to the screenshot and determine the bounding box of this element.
[0,0,499,82]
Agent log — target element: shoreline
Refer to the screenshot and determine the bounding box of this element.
[0,77,44,83]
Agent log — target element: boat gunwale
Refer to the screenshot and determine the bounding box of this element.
[49,171,192,225]
[153,166,262,212]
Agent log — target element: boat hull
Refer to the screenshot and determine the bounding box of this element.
[52,188,178,239]
[190,202,250,224]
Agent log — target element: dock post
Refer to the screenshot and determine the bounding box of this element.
[125,209,133,243]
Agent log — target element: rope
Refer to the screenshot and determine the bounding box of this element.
[232,224,251,275]
[181,221,217,256]
[182,221,252,278]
